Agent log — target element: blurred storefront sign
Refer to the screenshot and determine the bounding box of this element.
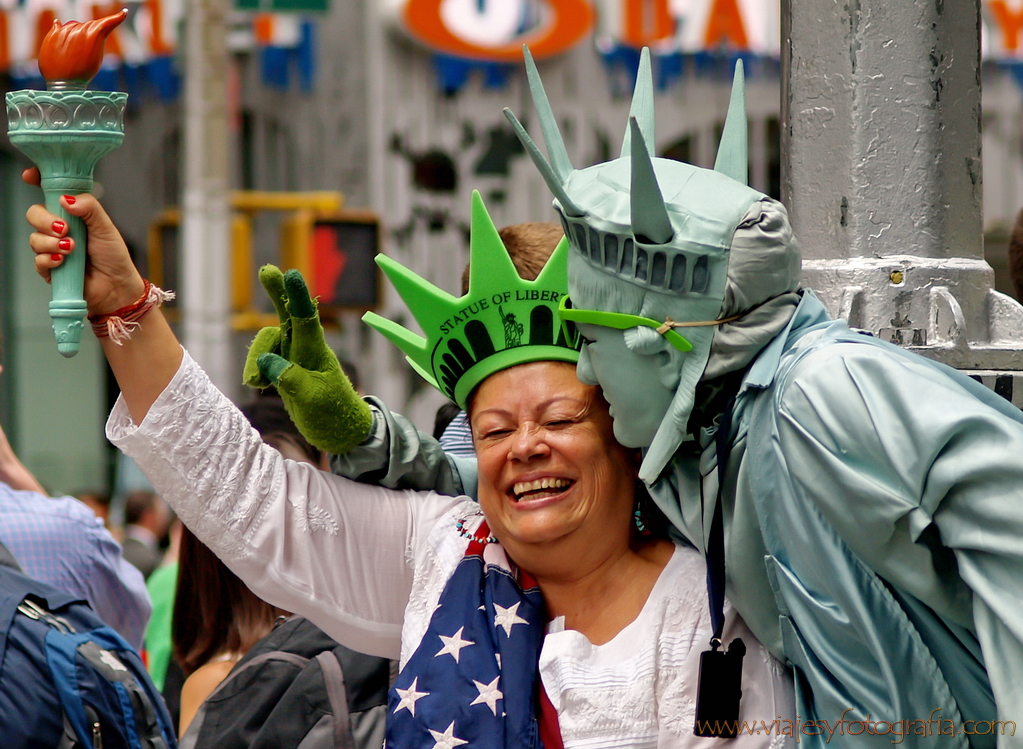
[387,0,776,60]
[0,0,316,95]
[390,0,1023,61]
[985,1,1023,58]
[5,1,1023,91]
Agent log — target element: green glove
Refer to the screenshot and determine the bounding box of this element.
[243,265,373,455]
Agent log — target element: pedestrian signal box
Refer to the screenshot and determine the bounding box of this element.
[309,212,381,319]
[147,192,381,330]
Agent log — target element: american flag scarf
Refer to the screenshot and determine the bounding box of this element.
[386,521,553,749]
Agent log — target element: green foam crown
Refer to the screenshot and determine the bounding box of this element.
[363,191,580,409]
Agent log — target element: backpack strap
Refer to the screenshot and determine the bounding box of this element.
[316,651,355,749]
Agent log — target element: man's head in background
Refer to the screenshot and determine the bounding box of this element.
[76,490,112,526]
[460,222,564,294]
[124,490,171,538]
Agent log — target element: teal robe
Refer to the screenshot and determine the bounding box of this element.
[333,291,1023,747]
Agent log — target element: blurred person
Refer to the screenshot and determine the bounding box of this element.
[173,524,289,736]
[432,400,461,440]
[76,488,112,527]
[122,488,171,579]
[0,367,150,649]
[144,518,182,695]
[174,395,376,737]
[147,400,326,722]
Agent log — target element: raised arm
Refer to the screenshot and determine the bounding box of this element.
[23,169,181,425]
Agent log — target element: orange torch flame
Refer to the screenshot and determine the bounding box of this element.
[38,9,127,87]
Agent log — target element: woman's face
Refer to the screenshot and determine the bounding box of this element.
[470,361,637,560]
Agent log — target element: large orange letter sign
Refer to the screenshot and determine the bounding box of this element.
[704,0,749,49]
[402,0,595,61]
[622,0,675,48]
[989,1,1023,52]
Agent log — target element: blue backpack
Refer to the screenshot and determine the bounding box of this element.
[0,540,176,749]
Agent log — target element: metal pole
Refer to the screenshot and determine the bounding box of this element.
[782,0,1023,401]
[180,0,233,395]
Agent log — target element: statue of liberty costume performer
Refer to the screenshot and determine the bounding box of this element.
[247,51,1023,748]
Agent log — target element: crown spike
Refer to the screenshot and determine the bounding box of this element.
[533,235,571,289]
[374,254,458,334]
[522,46,573,183]
[504,107,585,217]
[629,118,673,245]
[713,59,748,184]
[620,47,655,159]
[468,190,519,293]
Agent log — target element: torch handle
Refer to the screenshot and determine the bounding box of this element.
[43,187,89,358]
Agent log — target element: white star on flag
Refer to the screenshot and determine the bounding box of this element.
[429,720,469,749]
[470,676,503,715]
[435,626,474,663]
[494,602,528,636]
[393,676,429,716]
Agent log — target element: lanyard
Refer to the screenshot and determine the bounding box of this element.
[706,396,734,646]
[693,396,746,739]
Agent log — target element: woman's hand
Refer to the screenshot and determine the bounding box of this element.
[23,167,146,316]
[23,169,182,423]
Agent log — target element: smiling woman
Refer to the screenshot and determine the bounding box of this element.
[470,360,676,647]
[25,183,793,747]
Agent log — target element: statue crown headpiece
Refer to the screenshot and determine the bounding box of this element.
[503,48,764,298]
[363,191,580,410]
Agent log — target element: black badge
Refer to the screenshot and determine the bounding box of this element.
[693,637,746,738]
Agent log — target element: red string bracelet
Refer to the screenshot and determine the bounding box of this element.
[88,280,176,344]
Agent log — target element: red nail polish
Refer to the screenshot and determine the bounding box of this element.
[62,195,76,205]
[58,238,72,251]
[52,220,66,234]
[50,254,62,262]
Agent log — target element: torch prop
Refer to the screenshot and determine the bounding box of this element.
[6,10,128,357]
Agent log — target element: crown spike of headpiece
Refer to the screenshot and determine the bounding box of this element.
[629,118,673,245]
[522,46,574,184]
[467,188,520,292]
[504,107,585,217]
[620,47,655,158]
[713,59,749,185]
[363,256,454,392]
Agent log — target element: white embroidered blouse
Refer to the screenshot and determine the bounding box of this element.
[108,351,793,748]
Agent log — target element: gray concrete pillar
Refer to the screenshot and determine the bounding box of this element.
[781,0,1023,394]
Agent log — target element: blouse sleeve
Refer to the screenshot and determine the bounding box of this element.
[107,349,465,659]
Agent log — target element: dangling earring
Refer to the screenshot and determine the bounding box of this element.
[634,504,648,533]
[633,479,653,536]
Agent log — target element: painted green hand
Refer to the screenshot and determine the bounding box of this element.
[243,265,372,455]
